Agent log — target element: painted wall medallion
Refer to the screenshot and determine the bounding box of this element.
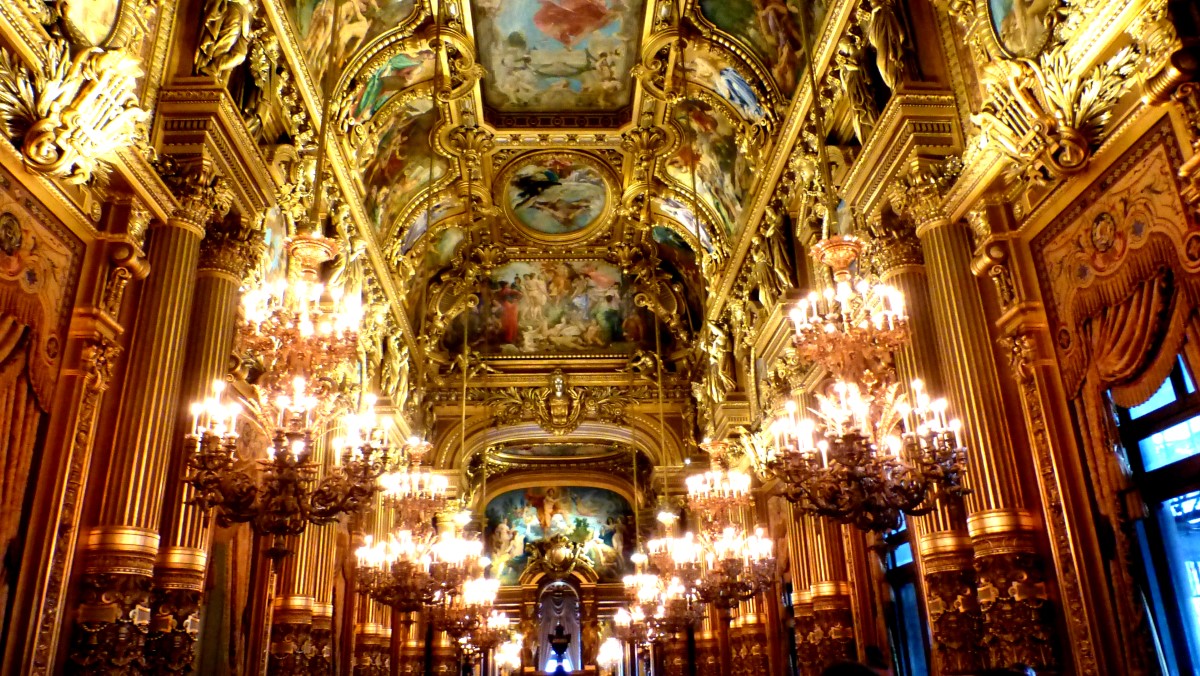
[485,486,633,584]
[986,0,1056,57]
[498,152,615,238]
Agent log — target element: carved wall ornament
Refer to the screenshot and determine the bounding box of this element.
[485,370,640,436]
[0,38,147,184]
[972,44,1139,188]
[889,156,964,228]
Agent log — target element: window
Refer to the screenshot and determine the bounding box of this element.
[1116,356,1200,675]
[879,522,929,676]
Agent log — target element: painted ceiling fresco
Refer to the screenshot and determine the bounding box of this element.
[470,0,646,112]
[356,98,448,235]
[696,0,828,97]
[498,152,615,236]
[684,45,767,124]
[288,0,419,92]
[485,486,633,584]
[444,259,659,354]
[343,46,436,127]
[665,99,751,238]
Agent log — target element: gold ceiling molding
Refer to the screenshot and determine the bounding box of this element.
[485,370,644,437]
[434,417,685,472]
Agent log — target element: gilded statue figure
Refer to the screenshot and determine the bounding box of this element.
[834,35,878,145]
[750,237,781,309]
[868,0,911,90]
[380,335,410,410]
[762,206,796,292]
[705,322,737,405]
[195,0,254,80]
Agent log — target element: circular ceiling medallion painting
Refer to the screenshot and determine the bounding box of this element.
[498,152,615,239]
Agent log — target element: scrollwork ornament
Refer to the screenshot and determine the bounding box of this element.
[974,549,1058,671]
[69,572,154,674]
[0,38,147,184]
[144,588,203,675]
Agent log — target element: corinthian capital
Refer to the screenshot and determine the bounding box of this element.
[889,156,963,232]
[198,213,263,278]
[156,156,233,231]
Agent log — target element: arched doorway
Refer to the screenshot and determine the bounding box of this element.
[537,580,581,673]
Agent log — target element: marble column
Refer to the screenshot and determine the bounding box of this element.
[898,160,1059,671]
[146,212,259,673]
[870,220,983,674]
[808,516,855,671]
[70,165,229,673]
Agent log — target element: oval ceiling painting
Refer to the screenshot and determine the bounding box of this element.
[499,152,614,237]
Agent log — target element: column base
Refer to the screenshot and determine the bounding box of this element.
[68,571,153,674]
[354,629,390,676]
[923,546,984,675]
[268,620,314,674]
[734,621,768,676]
[145,586,203,674]
[975,546,1059,671]
[694,632,719,676]
[310,614,333,676]
[811,594,855,671]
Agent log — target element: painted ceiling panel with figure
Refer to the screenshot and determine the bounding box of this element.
[666,99,751,239]
[696,0,828,97]
[343,45,436,127]
[495,443,622,459]
[287,0,418,93]
[498,152,615,237]
[443,260,659,355]
[470,0,646,113]
[356,98,449,235]
[485,487,633,584]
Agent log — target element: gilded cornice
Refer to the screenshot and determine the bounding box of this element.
[153,82,280,217]
[841,90,963,221]
[257,0,324,129]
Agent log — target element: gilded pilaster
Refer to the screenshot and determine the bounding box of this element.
[71,163,230,673]
[894,159,1058,671]
[785,499,818,676]
[807,517,855,671]
[147,212,260,674]
[869,221,983,674]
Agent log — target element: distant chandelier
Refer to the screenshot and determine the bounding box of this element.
[432,573,501,641]
[355,513,486,611]
[756,235,968,533]
[379,435,448,529]
[466,610,514,655]
[684,439,753,529]
[185,380,392,547]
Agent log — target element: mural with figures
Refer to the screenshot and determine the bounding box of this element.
[485,487,634,584]
[495,443,618,458]
[287,0,418,92]
[653,196,715,252]
[446,260,656,354]
[344,47,436,126]
[501,153,613,235]
[684,46,766,123]
[470,0,646,112]
[697,0,827,96]
[665,100,749,238]
[358,99,448,234]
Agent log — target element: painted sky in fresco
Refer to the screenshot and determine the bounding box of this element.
[471,0,646,112]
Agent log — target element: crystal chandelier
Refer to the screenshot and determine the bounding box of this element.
[494,636,523,674]
[684,439,753,530]
[378,436,448,529]
[612,605,652,647]
[691,525,775,610]
[355,529,437,611]
[432,573,501,641]
[753,233,968,533]
[467,610,513,655]
[239,233,362,414]
[184,379,391,544]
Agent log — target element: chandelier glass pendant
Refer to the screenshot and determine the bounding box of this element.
[355,529,438,612]
[378,435,448,529]
[756,235,969,533]
[431,572,501,642]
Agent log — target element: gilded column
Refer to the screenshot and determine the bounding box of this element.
[807,516,855,671]
[70,165,229,673]
[869,220,982,674]
[268,529,316,674]
[896,159,1058,671]
[147,213,260,673]
[694,607,719,676]
[785,505,818,676]
[310,521,338,676]
[396,611,425,676]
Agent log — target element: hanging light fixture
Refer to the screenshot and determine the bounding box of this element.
[746,7,969,534]
[184,379,392,543]
[354,529,437,612]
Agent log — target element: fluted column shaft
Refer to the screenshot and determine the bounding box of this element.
[71,192,213,673]
[807,516,855,671]
[785,505,819,676]
[915,212,1058,670]
[876,234,983,674]
[149,216,257,674]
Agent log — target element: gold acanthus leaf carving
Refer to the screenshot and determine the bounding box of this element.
[972,45,1139,185]
[0,38,147,184]
[485,370,640,436]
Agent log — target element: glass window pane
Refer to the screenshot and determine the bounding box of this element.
[1158,492,1200,670]
[1182,356,1196,394]
[892,542,913,568]
[1131,378,1179,419]
[896,582,928,676]
[1140,416,1200,471]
